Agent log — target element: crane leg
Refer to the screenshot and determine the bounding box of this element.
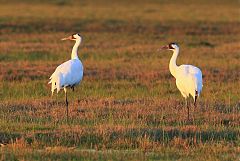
[64,89,69,122]
[185,98,190,121]
[194,91,198,108]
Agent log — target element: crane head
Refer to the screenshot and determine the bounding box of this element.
[158,42,179,51]
[61,33,82,41]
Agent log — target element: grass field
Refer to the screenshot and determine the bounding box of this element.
[0,0,239,160]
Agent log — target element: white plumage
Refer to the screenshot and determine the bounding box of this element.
[48,33,83,120]
[174,65,202,100]
[160,43,203,120]
[49,58,83,94]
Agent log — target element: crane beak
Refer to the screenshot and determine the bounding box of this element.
[157,45,169,51]
[61,35,74,41]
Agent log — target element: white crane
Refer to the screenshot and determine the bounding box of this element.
[159,43,203,120]
[48,33,84,121]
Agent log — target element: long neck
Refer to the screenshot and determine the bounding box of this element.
[169,48,179,78]
[71,39,81,59]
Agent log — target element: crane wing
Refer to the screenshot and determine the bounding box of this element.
[176,65,203,99]
[48,59,83,95]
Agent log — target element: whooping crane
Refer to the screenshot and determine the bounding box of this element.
[159,43,203,120]
[48,33,84,121]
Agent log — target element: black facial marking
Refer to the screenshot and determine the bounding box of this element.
[169,42,177,49]
[72,33,81,39]
[169,44,174,49]
[71,34,76,40]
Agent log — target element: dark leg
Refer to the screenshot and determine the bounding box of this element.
[194,91,198,108]
[71,86,74,92]
[65,91,69,122]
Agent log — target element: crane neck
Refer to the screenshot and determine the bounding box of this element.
[169,48,179,78]
[71,39,81,60]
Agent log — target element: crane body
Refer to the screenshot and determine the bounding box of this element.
[160,43,203,120]
[48,33,83,120]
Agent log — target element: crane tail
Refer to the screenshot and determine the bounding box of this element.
[49,73,64,95]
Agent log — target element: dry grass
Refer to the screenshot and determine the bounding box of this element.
[0,0,239,160]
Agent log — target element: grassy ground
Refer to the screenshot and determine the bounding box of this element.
[0,0,239,160]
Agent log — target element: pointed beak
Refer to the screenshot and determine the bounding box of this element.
[61,35,74,41]
[157,45,169,51]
